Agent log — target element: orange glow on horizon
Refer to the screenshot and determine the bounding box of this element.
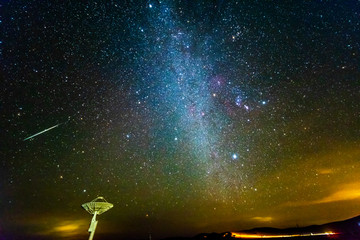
[231,231,337,238]
[252,216,273,222]
[35,219,88,238]
[54,223,80,232]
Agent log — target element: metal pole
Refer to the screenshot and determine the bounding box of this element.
[88,212,98,240]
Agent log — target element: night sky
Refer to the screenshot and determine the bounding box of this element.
[1,1,360,239]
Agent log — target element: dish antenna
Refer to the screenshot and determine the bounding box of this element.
[82,197,113,240]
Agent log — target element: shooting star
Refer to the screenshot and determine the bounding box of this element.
[23,123,62,141]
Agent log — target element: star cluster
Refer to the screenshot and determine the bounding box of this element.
[1,1,360,239]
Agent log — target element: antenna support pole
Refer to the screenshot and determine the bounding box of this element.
[88,211,98,240]
[82,197,113,240]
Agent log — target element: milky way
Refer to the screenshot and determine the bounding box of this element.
[1,1,360,239]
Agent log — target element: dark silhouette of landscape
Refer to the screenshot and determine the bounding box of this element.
[161,215,360,240]
[3,215,360,240]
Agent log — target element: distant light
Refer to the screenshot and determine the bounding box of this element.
[235,96,242,106]
[261,100,267,105]
[232,153,238,160]
[231,231,337,238]
[149,4,153,8]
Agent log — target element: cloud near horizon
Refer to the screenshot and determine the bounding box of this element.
[21,217,89,238]
[285,182,360,207]
[252,217,273,222]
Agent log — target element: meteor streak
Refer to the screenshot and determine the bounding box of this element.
[23,123,62,141]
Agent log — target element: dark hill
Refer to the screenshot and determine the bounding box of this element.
[163,215,360,240]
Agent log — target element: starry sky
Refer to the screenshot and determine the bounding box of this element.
[1,1,360,239]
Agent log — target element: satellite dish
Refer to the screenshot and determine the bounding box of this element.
[82,197,113,240]
[82,196,113,215]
